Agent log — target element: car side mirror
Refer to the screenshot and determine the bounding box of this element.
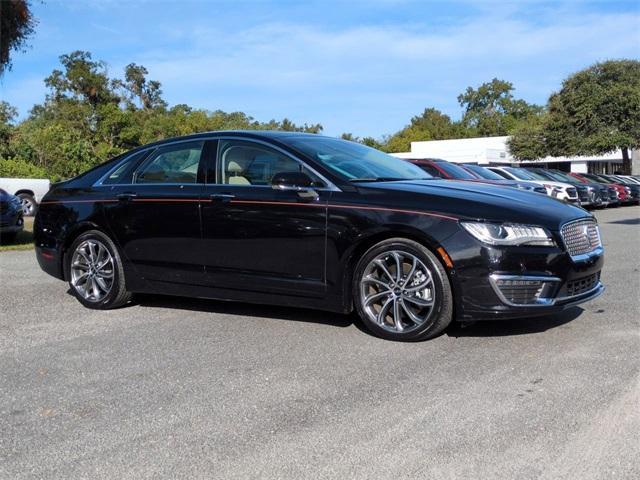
[271,172,319,200]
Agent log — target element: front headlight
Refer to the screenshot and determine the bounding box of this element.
[460,221,555,246]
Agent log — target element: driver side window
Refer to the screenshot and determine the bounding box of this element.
[217,140,324,187]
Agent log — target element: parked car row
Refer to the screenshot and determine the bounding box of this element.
[403,158,639,209]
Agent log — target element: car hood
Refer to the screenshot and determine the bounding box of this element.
[356,179,590,229]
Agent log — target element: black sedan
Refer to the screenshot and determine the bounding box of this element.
[34,132,604,341]
[0,188,24,243]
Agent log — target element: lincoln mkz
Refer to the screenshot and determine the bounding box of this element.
[34,132,605,341]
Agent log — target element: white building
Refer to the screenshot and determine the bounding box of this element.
[391,136,626,174]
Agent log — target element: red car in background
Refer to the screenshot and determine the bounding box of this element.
[570,173,629,204]
[407,159,548,194]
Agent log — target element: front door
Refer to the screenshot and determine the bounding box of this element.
[200,138,328,297]
[102,140,207,285]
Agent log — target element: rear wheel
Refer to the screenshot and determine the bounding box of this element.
[353,238,453,341]
[67,230,131,309]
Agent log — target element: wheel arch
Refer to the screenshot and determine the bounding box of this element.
[14,189,35,197]
[339,225,455,313]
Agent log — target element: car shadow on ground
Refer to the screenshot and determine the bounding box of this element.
[132,293,355,329]
[606,217,640,225]
[446,307,584,338]
[130,293,585,339]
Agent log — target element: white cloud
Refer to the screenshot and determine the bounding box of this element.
[128,9,638,135]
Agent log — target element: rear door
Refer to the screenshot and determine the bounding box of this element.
[101,140,208,285]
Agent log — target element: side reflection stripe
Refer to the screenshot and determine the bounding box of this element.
[228,200,458,221]
[40,198,458,221]
[40,199,118,204]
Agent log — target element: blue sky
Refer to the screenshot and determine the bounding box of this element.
[2,0,639,138]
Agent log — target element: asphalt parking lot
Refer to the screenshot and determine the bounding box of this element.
[1,206,639,480]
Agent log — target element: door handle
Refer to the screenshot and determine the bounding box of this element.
[117,192,138,202]
[209,193,235,203]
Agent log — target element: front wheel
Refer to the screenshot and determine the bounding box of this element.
[66,230,132,309]
[353,238,453,341]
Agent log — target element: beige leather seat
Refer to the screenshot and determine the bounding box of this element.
[227,161,250,185]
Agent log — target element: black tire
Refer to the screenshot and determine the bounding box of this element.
[66,230,132,309]
[353,238,453,341]
[17,193,37,216]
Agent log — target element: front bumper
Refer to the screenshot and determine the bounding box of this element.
[444,230,604,321]
[0,213,24,233]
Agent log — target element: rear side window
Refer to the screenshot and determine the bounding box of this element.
[102,150,150,185]
[135,141,204,184]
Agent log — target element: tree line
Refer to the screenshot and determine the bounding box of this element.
[1,50,638,180]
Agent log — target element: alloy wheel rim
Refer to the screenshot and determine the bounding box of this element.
[21,198,34,215]
[70,239,114,302]
[360,250,436,334]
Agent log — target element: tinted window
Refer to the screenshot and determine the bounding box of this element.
[417,164,443,178]
[287,137,430,181]
[217,140,324,186]
[135,142,203,184]
[435,162,477,179]
[487,168,511,179]
[102,150,149,185]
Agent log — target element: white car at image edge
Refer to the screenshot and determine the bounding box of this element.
[487,167,580,204]
[0,177,51,216]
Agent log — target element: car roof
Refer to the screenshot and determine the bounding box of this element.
[157,130,320,144]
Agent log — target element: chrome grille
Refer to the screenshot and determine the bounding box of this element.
[561,219,601,257]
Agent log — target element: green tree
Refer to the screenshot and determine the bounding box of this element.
[0,101,18,156]
[0,0,36,75]
[116,63,167,111]
[508,60,640,173]
[458,78,542,136]
[45,51,119,108]
[383,108,462,152]
[6,51,325,180]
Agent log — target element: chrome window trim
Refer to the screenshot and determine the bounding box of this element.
[489,274,561,307]
[213,136,341,192]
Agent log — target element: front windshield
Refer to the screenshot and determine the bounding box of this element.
[546,170,577,184]
[435,162,478,180]
[464,165,505,180]
[585,174,608,183]
[287,136,431,181]
[504,167,540,181]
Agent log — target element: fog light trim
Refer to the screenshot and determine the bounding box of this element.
[489,274,562,307]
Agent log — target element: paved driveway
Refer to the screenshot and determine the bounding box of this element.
[1,206,639,479]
